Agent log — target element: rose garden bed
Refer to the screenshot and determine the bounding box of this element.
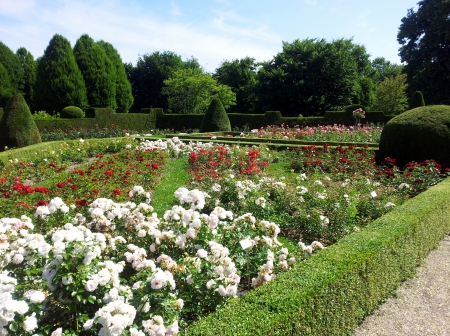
[0,133,448,335]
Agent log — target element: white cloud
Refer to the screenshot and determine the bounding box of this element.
[0,0,281,71]
[0,0,35,18]
[211,9,281,43]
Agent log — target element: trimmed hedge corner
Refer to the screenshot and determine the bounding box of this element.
[183,177,450,335]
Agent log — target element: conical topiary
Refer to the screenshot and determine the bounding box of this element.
[200,98,231,133]
[0,92,41,150]
[409,90,425,109]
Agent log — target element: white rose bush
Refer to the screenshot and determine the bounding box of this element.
[0,185,323,335]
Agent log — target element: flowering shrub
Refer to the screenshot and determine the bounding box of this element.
[352,108,366,119]
[0,187,323,335]
[243,124,382,143]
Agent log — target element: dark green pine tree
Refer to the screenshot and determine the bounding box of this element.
[16,47,37,110]
[0,63,13,107]
[74,34,116,109]
[34,34,87,113]
[98,41,133,112]
[0,42,23,105]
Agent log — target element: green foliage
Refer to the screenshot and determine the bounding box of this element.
[0,43,22,107]
[0,62,13,107]
[61,106,84,118]
[16,47,37,109]
[372,74,408,115]
[162,68,236,114]
[371,57,404,83]
[185,178,450,335]
[256,38,371,116]
[74,34,116,109]
[33,34,87,113]
[344,104,366,116]
[398,0,450,104]
[200,98,231,132]
[378,105,450,169]
[213,57,258,112]
[0,92,41,149]
[409,90,425,109]
[97,41,134,112]
[127,51,189,111]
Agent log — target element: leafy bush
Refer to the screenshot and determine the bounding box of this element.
[60,106,84,118]
[409,90,425,109]
[0,92,41,150]
[200,98,231,132]
[377,105,450,170]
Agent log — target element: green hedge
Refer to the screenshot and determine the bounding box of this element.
[34,108,393,134]
[184,177,450,335]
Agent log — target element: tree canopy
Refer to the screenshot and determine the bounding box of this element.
[98,41,134,112]
[74,34,116,109]
[127,51,188,111]
[16,47,37,109]
[398,0,450,104]
[256,38,373,116]
[0,42,23,106]
[213,57,258,112]
[34,34,87,113]
[162,68,236,114]
[372,73,409,115]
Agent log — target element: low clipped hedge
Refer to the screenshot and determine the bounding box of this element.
[184,177,450,335]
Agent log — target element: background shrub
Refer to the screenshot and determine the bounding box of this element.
[200,98,231,132]
[377,105,450,170]
[0,92,41,150]
[61,106,84,118]
[409,90,425,109]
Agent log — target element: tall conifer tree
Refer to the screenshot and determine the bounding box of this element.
[34,34,87,113]
[98,41,133,112]
[74,34,116,109]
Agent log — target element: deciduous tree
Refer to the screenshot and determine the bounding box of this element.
[398,0,450,104]
[162,68,236,114]
[372,74,408,114]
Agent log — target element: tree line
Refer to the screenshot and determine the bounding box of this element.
[0,0,448,117]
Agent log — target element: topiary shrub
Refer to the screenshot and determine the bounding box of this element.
[377,105,450,170]
[409,91,425,109]
[200,98,231,133]
[0,93,41,150]
[61,106,84,118]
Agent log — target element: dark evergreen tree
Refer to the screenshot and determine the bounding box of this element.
[128,51,185,111]
[0,42,23,105]
[0,63,13,107]
[16,47,37,109]
[74,34,116,109]
[34,34,87,113]
[398,0,450,104]
[98,41,133,112]
[0,92,41,149]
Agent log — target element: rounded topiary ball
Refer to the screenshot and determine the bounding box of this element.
[200,98,231,133]
[61,106,84,118]
[377,105,450,170]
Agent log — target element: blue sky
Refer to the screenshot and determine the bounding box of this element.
[0,0,418,72]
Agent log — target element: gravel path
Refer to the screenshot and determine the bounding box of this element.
[352,235,450,336]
